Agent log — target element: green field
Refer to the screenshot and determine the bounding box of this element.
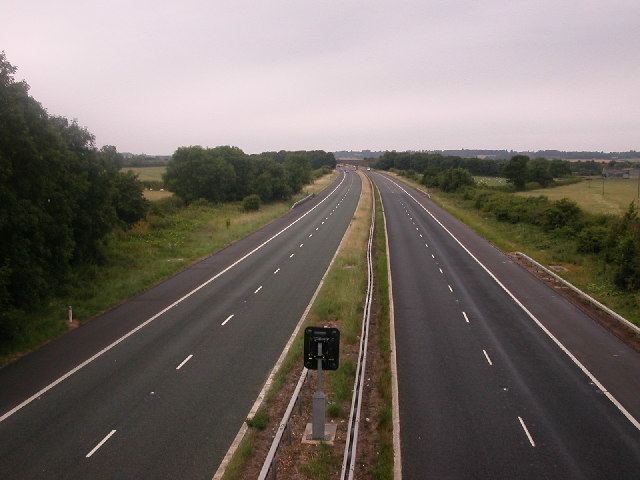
[519,177,640,215]
[474,176,507,187]
[121,166,166,182]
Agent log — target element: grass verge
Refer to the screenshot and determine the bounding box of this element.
[370,182,394,479]
[0,172,337,366]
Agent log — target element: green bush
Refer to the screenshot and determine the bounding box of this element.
[242,194,261,211]
[438,168,475,192]
[541,198,581,231]
[577,225,609,253]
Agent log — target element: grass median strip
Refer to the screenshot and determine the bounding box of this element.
[0,172,336,366]
[223,171,373,479]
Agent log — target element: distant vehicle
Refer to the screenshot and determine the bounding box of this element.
[367,167,371,171]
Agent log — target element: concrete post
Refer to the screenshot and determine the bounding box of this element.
[312,342,326,440]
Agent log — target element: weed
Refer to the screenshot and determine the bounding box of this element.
[300,443,340,480]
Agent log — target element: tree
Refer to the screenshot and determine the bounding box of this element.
[528,157,553,187]
[549,159,572,178]
[0,52,147,342]
[438,168,475,192]
[503,155,529,190]
[163,146,237,203]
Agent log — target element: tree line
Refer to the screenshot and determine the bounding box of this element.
[0,52,337,346]
[163,147,335,204]
[374,151,573,191]
[1,52,148,342]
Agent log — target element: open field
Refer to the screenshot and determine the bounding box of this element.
[519,177,640,215]
[143,189,173,201]
[121,166,166,182]
[0,171,337,365]
[474,176,507,187]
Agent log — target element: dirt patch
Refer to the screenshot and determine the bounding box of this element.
[509,253,640,352]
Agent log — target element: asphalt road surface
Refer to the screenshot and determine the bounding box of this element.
[369,171,640,479]
[0,169,361,479]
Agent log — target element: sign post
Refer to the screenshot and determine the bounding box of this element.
[303,327,340,442]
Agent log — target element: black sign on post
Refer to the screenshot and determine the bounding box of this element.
[304,327,340,371]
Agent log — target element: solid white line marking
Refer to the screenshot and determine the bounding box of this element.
[0,172,350,423]
[518,416,536,447]
[254,285,263,294]
[86,430,116,458]
[483,350,493,366]
[384,174,640,432]
[463,311,470,323]
[448,285,453,293]
[221,314,235,326]
[273,268,280,274]
[176,354,193,370]
[439,268,443,274]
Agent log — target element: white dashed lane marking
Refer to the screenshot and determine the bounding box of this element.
[176,354,193,370]
[86,430,116,458]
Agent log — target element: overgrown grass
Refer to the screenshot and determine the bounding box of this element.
[221,431,255,480]
[300,443,341,480]
[385,171,640,326]
[0,172,337,365]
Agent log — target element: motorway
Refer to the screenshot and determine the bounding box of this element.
[369,171,640,479]
[0,169,362,479]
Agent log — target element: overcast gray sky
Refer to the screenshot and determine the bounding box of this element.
[2,0,638,154]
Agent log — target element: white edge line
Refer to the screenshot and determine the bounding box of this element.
[86,429,116,458]
[176,354,193,370]
[372,175,403,480]
[463,311,470,323]
[213,172,360,480]
[384,174,640,432]
[221,314,234,326]
[482,349,493,366]
[254,286,263,294]
[518,416,536,447]
[0,172,348,423]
